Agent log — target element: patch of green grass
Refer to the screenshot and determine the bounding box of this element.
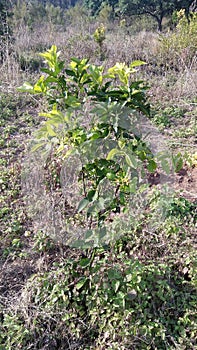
[151,106,188,129]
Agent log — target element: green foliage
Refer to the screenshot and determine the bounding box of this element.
[1,247,196,348]
[18,45,163,244]
[18,45,187,247]
[189,152,197,167]
[117,0,175,31]
[19,45,149,111]
[159,10,197,69]
[97,2,114,22]
[11,0,45,29]
[167,196,197,222]
[84,0,118,16]
[33,230,55,252]
[117,0,196,31]
[83,0,196,30]
[93,23,106,60]
[152,106,187,129]
[84,0,103,15]
[11,0,67,30]
[93,23,106,45]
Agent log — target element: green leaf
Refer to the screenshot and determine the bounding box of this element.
[98,226,107,239]
[17,82,34,93]
[114,291,126,308]
[77,198,89,213]
[41,68,56,77]
[125,153,137,169]
[107,148,121,160]
[39,107,65,124]
[31,142,46,152]
[70,57,82,64]
[39,45,60,71]
[147,159,157,173]
[129,177,138,193]
[79,258,91,268]
[62,314,70,321]
[45,76,58,83]
[172,154,183,172]
[98,197,105,210]
[112,280,120,293]
[46,124,56,137]
[87,190,96,201]
[84,230,93,239]
[130,60,147,68]
[33,76,47,93]
[108,268,122,280]
[161,159,171,174]
[65,96,81,108]
[71,239,87,248]
[76,277,88,290]
[106,172,116,180]
[88,131,102,140]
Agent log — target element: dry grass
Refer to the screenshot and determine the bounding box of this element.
[1,11,196,97]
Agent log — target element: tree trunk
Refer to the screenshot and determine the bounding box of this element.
[154,14,163,31]
[158,18,162,31]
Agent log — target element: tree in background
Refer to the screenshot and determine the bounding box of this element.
[118,0,178,31]
[118,0,196,30]
[83,0,118,15]
[10,0,76,30]
[83,0,197,30]
[43,0,78,8]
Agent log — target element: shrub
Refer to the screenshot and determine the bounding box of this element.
[159,10,197,70]
[18,45,181,248]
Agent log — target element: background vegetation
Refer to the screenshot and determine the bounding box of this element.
[0,0,196,349]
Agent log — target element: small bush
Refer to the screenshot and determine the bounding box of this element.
[159,11,197,70]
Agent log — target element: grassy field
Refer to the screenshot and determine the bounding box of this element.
[0,7,196,349]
